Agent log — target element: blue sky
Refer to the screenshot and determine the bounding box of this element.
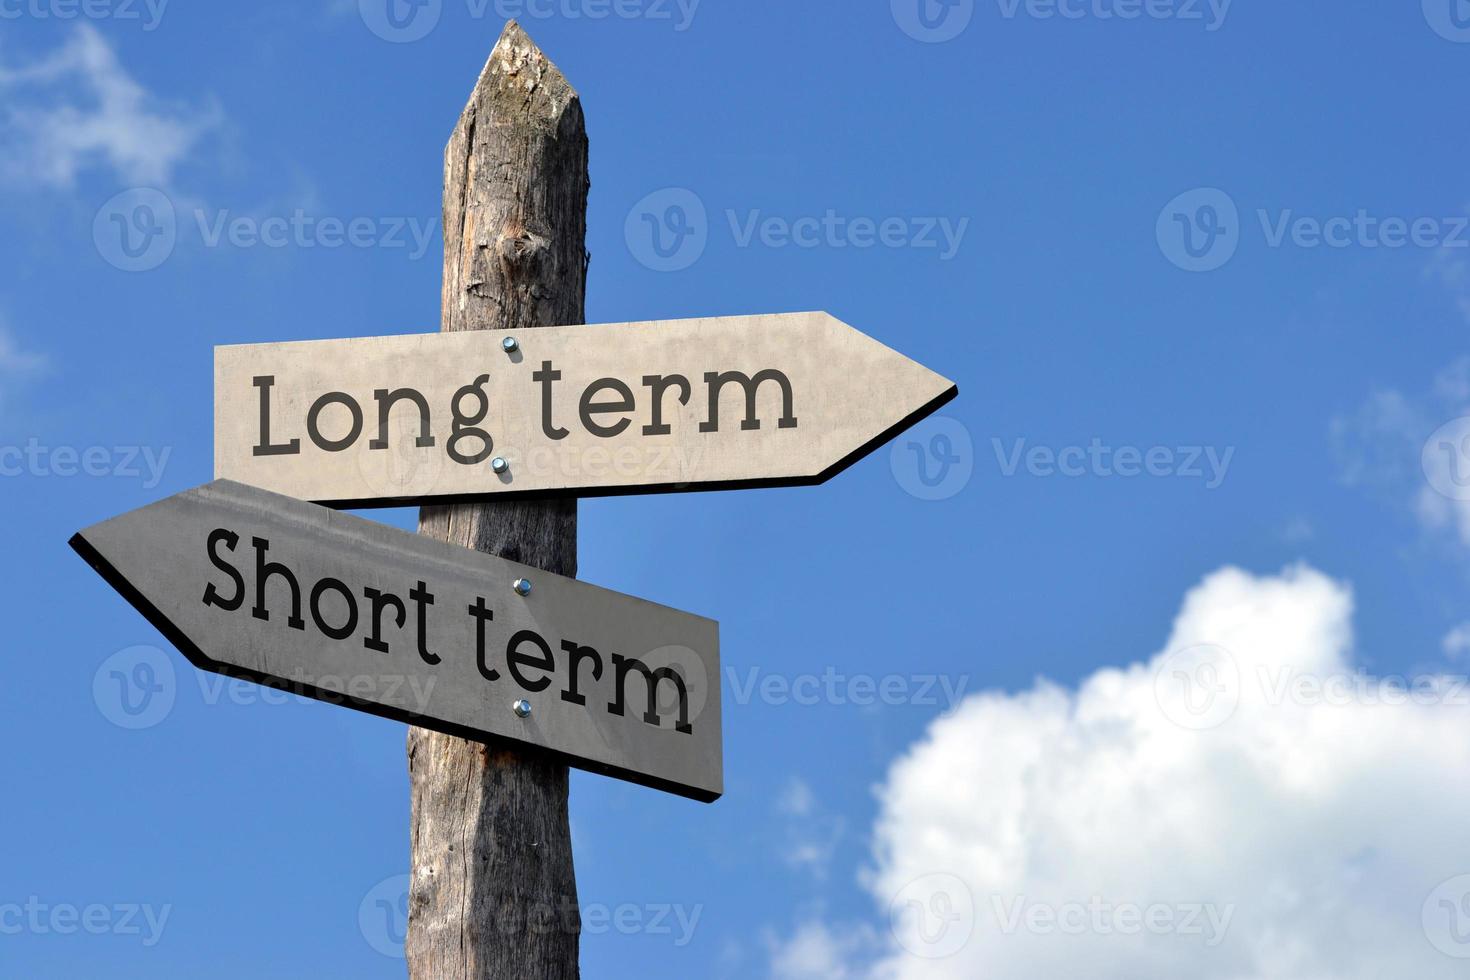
[6,1,1470,977]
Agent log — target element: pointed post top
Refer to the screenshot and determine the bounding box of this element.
[440,18,589,334]
[457,20,580,134]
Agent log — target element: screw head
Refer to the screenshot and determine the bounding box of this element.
[513,578,532,597]
[513,699,532,719]
[502,336,519,354]
[491,457,509,475]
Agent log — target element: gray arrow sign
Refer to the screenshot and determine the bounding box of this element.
[214,312,958,507]
[70,481,722,802]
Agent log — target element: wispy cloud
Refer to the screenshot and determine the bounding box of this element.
[1427,240,1470,324]
[0,327,45,376]
[1443,623,1470,662]
[0,313,46,411]
[776,777,844,880]
[1332,359,1470,548]
[778,777,816,818]
[0,25,219,189]
[767,921,866,980]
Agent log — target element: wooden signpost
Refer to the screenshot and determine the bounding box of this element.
[215,312,956,507]
[69,480,722,802]
[69,20,958,980]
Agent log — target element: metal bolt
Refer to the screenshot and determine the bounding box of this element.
[513,699,532,719]
[502,336,519,354]
[491,457,509,475]
[513,578,532,597]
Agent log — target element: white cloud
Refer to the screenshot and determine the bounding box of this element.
[771,564,1470,979]
[0,25,218,188]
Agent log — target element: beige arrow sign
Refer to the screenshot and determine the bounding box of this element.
[70,481,722,802]
[215,312,957,507]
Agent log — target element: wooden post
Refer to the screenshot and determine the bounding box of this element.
[407,21,588,979]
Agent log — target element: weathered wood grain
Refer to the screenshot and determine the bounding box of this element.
[407,20,589,979]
